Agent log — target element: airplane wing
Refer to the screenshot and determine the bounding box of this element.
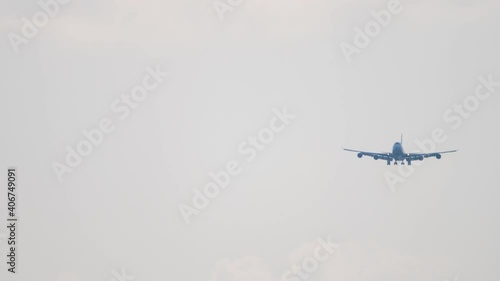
[343,148,392,160]
[407,150,458,160]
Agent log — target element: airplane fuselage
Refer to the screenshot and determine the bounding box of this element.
[392,142,405,160]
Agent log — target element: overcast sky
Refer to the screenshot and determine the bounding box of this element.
[1,0,500,281]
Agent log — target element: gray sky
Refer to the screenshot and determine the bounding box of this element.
[1,0,500,280]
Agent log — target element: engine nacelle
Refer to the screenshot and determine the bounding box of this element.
[436,154,442,159]
[357,153,363,158]
[373,155,379,160]
[418,156,424,161]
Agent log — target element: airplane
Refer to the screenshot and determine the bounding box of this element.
[343,135,457,165]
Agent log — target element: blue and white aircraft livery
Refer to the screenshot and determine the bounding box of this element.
[343,135,457,165]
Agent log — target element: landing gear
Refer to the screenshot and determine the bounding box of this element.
[407,160,412,166]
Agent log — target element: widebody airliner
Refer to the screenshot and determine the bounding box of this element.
[343,135,457,165]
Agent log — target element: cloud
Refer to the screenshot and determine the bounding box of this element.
[206,240,452,281]
[55,272,81,281]
[206,256,278,281]
[321,241,451,281]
